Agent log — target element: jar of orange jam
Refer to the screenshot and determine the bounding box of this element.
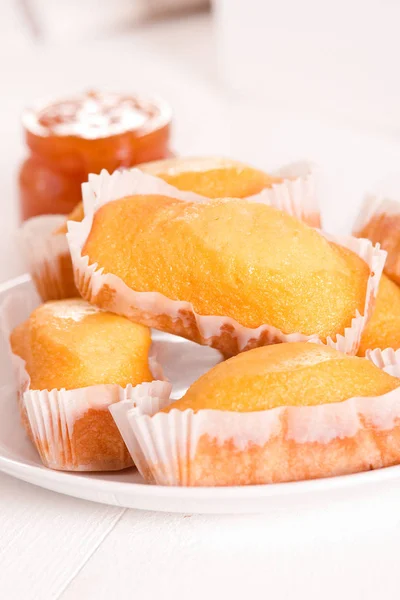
[19,91,172,221]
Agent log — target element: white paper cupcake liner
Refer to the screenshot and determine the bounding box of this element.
[0,291,163,472]
[67,167,385,357]
[23,385,132,471]
[247,160,321,227]
[18,215,78,301]
[111,381,173,479]
[353,191,400,285]
[366,348,400,377]
[109,349,400,486]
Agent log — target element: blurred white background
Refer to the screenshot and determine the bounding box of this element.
[216,0,400,133]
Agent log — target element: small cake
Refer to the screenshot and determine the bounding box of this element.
[110,343,400,486]
[358,273,400,355]
[25,156,316,302]
[168,342,398,412]
[10,298,153,471]
[80,194,369,353]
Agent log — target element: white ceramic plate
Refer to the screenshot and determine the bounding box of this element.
[2,275,400,514]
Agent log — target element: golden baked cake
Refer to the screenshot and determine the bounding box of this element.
[140,156,283,198]
[10,299,153,471]
[48,156,315,303]
[60,156,284,232]
[112,343,400,486]
[358,273,400,355]
[11,299,153,390]
[167,342,399,412]
[81,195,369,353]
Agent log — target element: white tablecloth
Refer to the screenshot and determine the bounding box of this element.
[2,12,400,600]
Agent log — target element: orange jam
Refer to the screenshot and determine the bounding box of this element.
[19,91,172,220]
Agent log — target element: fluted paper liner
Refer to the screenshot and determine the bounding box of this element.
[112,381,173,479]
[19,215,78,301]
[110,350,400,486]
[0,291,163,472]
[353,189,400,286]
[67,167,385,357]
[366,348,400,378]
[247,160,321,227]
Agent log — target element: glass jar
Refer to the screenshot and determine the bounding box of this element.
[19,91,172,221]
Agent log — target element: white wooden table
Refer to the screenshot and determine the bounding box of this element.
[3,12,400,600]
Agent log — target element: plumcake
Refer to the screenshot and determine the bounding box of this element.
[80,195,370,354]
[10,298,153,471]
[110,343,400,486]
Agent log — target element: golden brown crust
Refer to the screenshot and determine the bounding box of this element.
[82,197,369,342]
[10,300,152,391]
[166,343,399,413]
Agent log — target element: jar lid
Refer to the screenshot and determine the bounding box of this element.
[22,90,172,140]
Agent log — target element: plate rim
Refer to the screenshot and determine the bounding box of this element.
[2,440,400,501]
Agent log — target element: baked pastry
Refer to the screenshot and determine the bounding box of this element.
[9,298,153,471]
[110,342,400,486]
[11,299,153,390]
[358,273,400,355]
[83,198,367,338]
[23,157,318,302]
[168,342,398,411]
[75,187,373,356]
